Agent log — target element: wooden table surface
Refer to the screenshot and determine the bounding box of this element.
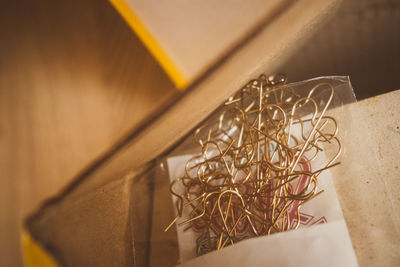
[0,1,178,266]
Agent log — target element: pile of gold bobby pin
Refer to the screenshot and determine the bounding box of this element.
[165,74,341,256]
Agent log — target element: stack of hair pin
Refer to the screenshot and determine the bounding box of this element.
[165,74,341,256]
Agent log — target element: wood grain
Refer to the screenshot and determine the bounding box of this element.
[0,1,177,266]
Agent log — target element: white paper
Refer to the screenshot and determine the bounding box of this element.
[177,220,358,267]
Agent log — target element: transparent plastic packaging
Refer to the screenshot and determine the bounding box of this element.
[142,75,358,266]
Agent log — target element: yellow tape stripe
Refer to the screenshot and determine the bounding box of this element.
[22,230,59,267]
[109,0,189,89]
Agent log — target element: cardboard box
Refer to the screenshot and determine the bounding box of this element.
[22,0,343,266]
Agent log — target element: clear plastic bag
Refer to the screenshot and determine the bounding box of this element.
[146,75,358,266]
